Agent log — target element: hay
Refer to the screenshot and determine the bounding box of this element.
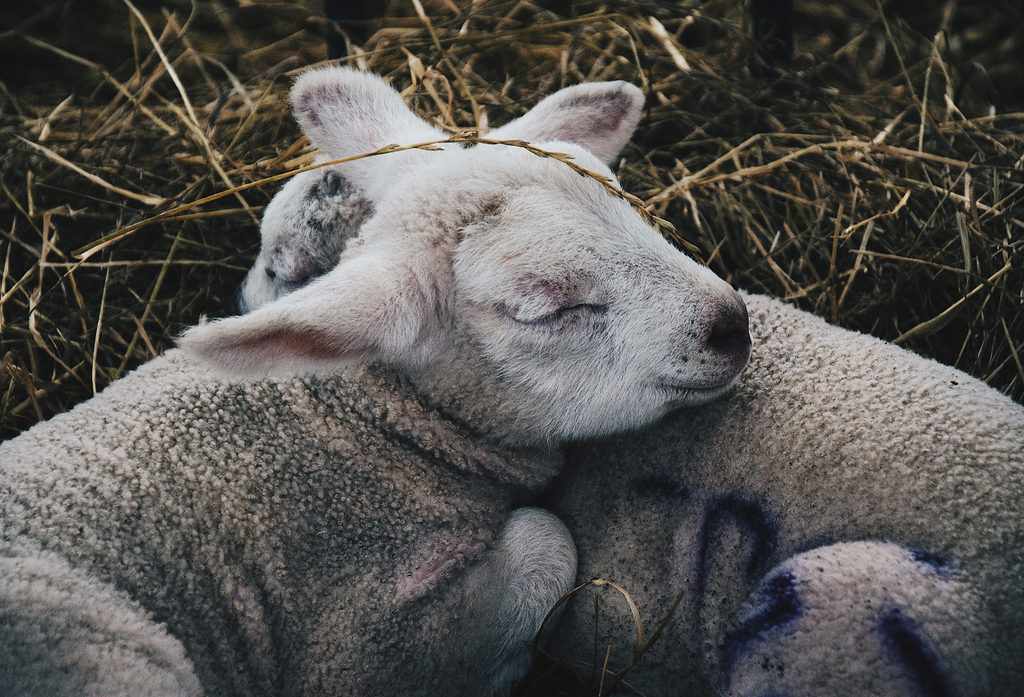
[1,1,1021,441]
[0,0,1021,691]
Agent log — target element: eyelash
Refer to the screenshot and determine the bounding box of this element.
[514,303,608,327]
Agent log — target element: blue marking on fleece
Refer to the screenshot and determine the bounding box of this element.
[719,571,801,676]
[879,608,957,697]
[910,549,949,573]
[695,494,778,598]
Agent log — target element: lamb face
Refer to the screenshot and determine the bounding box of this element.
[183,67,751,445]
[238,166,372,313]
[443,152,751,442]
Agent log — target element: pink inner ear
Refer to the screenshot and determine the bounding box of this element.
[231,326,374,362]
[562,93,631,135]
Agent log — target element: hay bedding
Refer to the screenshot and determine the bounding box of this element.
[0,0,1020,689]
[0,0,1022,441]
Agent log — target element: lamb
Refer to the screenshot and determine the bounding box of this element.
[548,291,1024,696]
[237,164,372,313]
[227,68,1024,694]
[0,67,752,696]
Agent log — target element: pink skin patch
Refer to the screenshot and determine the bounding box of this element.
[395,539,488,600]
[232,327,374,363]
[501,275,592,324]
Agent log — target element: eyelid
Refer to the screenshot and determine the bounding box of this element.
[513,303,608,326]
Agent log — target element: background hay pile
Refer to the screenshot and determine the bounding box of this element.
[1,1,1021,442]
[0,0,1021,693]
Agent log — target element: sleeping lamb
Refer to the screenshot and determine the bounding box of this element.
[244,76,1024,694]
[549,291,1024,696]
[0,67,752,696]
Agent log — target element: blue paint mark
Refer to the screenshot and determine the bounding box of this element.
[631,474,690,502]
[695,494,778,599]
[720,571,801,676]
[910,549,948,572]
[879,608,957,697]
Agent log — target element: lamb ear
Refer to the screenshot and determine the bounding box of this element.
[290,66,446,201]
[488,81,644,165]
[179,251,444,378]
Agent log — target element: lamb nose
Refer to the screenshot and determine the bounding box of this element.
[708,302,751,356]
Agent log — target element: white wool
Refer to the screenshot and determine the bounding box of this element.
[239,69,645,316]
[0,68,750,696]
[549,292,1024,696]
[0,539,203,697]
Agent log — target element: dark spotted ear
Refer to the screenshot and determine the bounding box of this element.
[290,67,446,202]
[488,81,645,165]
[180,245,446,377]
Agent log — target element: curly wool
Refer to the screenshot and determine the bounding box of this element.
[551,292,1024,696]
[0,350,557,696]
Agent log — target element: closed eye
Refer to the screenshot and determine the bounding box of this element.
[512,303,608,327]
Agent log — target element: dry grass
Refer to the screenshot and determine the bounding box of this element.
[1,0,1022,443]
[0,0,1021,692]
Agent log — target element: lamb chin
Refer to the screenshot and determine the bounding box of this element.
[660,379,739,408]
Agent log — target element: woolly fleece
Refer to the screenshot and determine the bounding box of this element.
[550,292,1024,696]
[1,350,566,696]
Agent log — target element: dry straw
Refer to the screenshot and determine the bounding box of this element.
[0,1,1021,688]
[70,134,682,261]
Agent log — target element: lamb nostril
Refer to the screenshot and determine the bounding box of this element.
[265,267,277,280]
[708,304,751,355]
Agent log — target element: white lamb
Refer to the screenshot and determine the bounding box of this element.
[0,67,752,697]
[248,80,1024,693]
[549,291,1024,696]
